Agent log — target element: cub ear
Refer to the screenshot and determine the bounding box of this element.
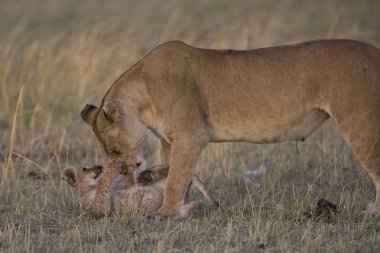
[81,104,98,126]
[61,168,77,187]
[102,101,125,123]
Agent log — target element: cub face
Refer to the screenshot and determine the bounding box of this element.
[62,165,104,192]
[81,102,146,174]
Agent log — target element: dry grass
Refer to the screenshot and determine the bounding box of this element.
[1,0,380,252]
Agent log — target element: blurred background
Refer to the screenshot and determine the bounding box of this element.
[1,0,379,169]
[0,0,380,251]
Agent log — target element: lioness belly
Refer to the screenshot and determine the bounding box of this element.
[208,109,329,143]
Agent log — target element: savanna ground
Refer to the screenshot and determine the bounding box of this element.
[1,0,380,252]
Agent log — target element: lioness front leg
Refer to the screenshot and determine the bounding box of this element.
[152,138,205,219]
[160,140,171,164]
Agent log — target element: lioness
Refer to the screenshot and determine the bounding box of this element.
[81,39,380,219]
[62,160,218,218]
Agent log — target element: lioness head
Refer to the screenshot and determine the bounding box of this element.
[81,102,146,173]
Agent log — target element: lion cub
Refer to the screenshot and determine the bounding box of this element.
[62,160,218,219]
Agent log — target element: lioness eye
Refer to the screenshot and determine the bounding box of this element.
[111,149,121,156]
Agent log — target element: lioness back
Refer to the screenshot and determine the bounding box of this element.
[131,39,380,144]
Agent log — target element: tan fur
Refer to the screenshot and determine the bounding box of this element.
[62,160,217,218]
[81,39,380,218]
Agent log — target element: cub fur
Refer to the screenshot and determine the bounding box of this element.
[62,160,218,219]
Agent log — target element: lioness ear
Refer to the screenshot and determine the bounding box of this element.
[62,168,77,187]
[81,104,98,126]
[102,101,125,123]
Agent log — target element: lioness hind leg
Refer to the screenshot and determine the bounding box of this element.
[333,111,380,214]
[360,143,380,214]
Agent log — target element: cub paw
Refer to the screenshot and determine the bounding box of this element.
[137,170,154,185]
[106,159,124,173]
[175,202,198,221]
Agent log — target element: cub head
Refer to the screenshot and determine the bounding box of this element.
[61,165,104,191]
[81,102,146,174]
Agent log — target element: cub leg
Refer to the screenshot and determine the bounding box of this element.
[137,164,170,184]
[90,159,122,217]
[175,177,219,220]
[191,175,219,207]
[137,164,218,207]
